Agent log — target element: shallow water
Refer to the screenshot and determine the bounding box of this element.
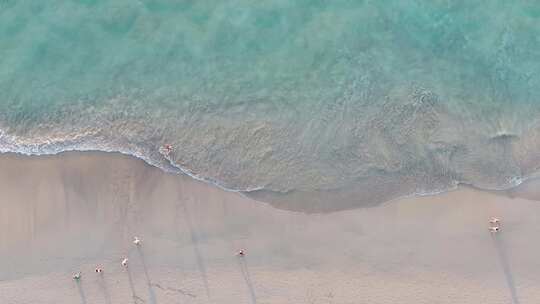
[1,1,540,209]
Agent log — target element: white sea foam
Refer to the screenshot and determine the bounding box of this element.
[2,1,540,211]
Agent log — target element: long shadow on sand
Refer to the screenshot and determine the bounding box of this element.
[182,201,211,298]
[491,234,520,304]
[126,266,145,304]
[237,256,257,304]
[220,198,257,304]
[97,274,112,304]
[75,280,87,304]
[136,247,158,304]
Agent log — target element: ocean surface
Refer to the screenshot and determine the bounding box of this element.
[1,1,540,210]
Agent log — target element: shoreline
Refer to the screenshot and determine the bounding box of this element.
[2,151,540,303]
[1,149,539,213]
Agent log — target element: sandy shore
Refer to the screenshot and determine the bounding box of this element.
[1,151,540,303]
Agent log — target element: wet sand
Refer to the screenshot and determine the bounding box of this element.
[1,151,540,303]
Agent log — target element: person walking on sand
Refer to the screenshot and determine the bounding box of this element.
[161,144,173,156]
[489,217,500,225]
[489,217,501,233]
[489,226,500,233]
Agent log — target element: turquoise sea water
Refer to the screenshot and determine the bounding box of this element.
[1,1,540,210]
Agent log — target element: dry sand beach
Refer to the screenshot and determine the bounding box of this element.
[1,152,540,304]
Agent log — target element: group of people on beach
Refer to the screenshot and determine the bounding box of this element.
[73,236,246,280]
[72,214,501,281]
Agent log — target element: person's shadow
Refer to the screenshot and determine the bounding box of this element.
[97,273,112,304]
[136,246,158,304]
[491,233,520,304]
[75,280,87,304]
[126,266,145,304]
[180,200,211,298]
[237,256,257,304]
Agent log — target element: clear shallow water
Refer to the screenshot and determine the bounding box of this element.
[1,1,540,210]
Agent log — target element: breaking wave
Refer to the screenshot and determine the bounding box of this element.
[2,1,540,211]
